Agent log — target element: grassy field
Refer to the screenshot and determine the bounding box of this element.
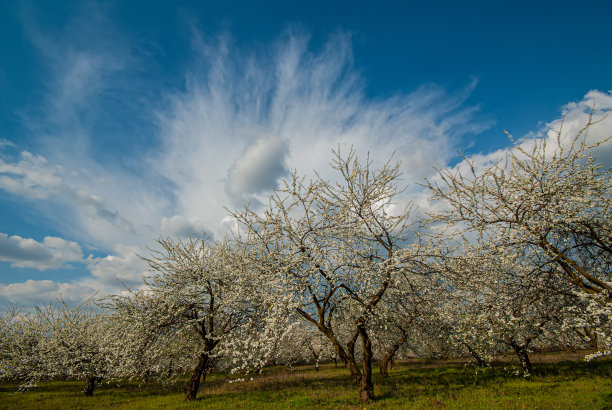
[2,354,611,409]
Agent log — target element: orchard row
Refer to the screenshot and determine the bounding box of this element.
[1,119,610,403]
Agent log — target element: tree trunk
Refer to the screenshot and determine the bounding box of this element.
[185,353,209,401]
[310,347,320,371]
[167,359,174,377]
[512,344,533,375]
[464,343,487,367]
[322,326,374,403]
[380,332,408,377]
[357,324,374,403]
[380,357,394,378]
[84,376,99,396]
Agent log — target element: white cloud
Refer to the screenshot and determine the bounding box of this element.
[0,150,137,242]
[0,151,63,200]
[2,28,490,254]
[543,89,612,165]
[86,246,149,285]
[0,278,102,307]
[415,90,612,215]
[226,135,290,204]
[160,215,212,239]
[154,31,489,239]
[467,89,612,173]
[0,232,83,270]
[0,139,16,149]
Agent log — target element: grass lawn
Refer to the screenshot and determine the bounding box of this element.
[1,355,611,409]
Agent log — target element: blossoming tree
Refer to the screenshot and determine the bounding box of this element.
[232,149,426,403]
[108,237,274,401]
[427,118,611,359]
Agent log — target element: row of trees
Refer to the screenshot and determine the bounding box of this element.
[1,120,610,403]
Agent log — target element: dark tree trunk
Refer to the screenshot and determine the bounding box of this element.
[321,325,374,403]
[84,376,99,397]
[167,359,174,378]
[309,347,320,371]
[380,332,408,377]
[379,358,391,378]
[464,343,488,367]
[512,344,533,375]
[357,325,374,403]
[185,353,209,401]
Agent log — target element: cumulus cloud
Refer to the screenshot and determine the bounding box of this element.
[226,135,289,204]
[0,232,83,270]
[86,245,149,285]
[0,151,63,200]
[160,215,212,239]
[0,279,100,306]
[468,89,612,173]
[543,89,612,165]
[415,89,612,215]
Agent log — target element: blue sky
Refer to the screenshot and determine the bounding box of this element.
[1,0,611,307]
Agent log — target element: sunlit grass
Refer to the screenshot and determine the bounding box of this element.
[2,356,611,409]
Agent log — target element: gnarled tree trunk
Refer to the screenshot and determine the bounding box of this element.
[380,332,407,377]
[185,352,210,401]
[322,324,375,403]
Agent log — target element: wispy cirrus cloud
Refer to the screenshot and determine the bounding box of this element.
[154,31,490,233]
[0,139,16,149]
[0,150,135,238]
[19,1,133,129]
[2,20,492,307]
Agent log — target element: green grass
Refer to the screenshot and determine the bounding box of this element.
[2,357,611,409]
